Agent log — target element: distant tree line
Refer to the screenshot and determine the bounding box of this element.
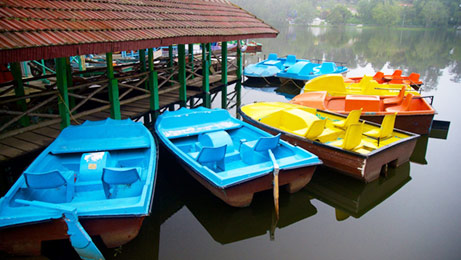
[231,0,461,28]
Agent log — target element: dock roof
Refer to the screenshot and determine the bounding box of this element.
[0,0,278,63]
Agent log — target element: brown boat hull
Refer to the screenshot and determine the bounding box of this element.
[0,216,145,256]
[180,160,316,207]
[240,113,418,183]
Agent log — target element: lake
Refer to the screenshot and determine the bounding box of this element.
[2,26,461,260]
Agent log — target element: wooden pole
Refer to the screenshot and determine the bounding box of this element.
[65,57,75,109]
[202,44,211,108]
[10,62,30,127]
[148,48,159,118]
[188,43,194,79]
[106,52,121,119]
[236,41,243,118]
[55,57,70,129]
[139,49,148,89]
[221,41,228,109]
[178,44,187,107]
[206,43,212,69]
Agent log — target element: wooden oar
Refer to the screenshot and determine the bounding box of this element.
[268,149,280,219]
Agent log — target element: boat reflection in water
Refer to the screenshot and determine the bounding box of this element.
[305,162,411,220]
[410,135,429,165]
[184,183,317,243]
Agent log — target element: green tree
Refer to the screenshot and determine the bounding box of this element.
[326,5,352,24]
[372,3,401,26]
[421,0,449,27]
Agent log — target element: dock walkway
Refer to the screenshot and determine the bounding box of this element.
[0,74,237,162]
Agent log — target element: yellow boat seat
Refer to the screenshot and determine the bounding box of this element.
[363,113,397,146]
[328,122,364,150]
[333,109,362,129]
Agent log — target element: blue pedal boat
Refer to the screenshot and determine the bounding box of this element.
[244,53,348,85]
[277,60,348,82]
[244,53,308,79]
[0,118,157,259]
[155,107,321,207]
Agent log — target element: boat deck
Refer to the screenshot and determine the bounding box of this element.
[0,74,237,162]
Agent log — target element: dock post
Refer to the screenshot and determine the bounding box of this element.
[206,43,212,70]
[65,57,75,109]
[55,57,71,129]
[202,44,211,108]
[10,62,30,127]
[178,44,187,107]
[139,49,148,89]
[188,43,194,79]
[221,41,228,109]
[148,48,159,119]
[106,52,121,120]
[236,41,243,117]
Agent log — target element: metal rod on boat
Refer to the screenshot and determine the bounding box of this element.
[15,199,105,260]
[268,149,280,219]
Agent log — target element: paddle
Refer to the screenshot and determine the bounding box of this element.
[15,199,105,260]
[267,149,280,220]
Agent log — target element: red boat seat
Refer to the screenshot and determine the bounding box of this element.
[385,93,414,112]
[383,86,406,106]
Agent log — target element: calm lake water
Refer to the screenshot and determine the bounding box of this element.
[2,26,461,260]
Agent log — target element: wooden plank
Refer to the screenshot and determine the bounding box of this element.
[15,132,54,146]
[0,154,8,161]
[0,137,41,151]
[0,144,23,158]
[32,127,60,139]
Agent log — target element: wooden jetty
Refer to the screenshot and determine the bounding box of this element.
[0,0,278,165]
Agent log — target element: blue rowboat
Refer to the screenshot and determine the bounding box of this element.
[0,118,157,259]
[243,53,348,85]
[155,107,321,208]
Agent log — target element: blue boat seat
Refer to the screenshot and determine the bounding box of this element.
[267,53,278,60]
[285,55,297,67]
[24,170,76,202]
[102,167,141,199]
[192,145,227,171]
[319,62,337,74]
[79,151,110,182]
[240,134,281,164]
[198,130,234,153]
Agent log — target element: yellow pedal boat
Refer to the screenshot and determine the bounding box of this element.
[303,74,420,96]
[239,102,419,183]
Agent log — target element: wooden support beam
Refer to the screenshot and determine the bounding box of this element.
[139,49,148,89]
[206,43,212,68]
[148,48,159,118]
[221,41,228,109]
[188,43,194,79]
[178,44,187,107]
[10,62,30,127]
[236,41,243,117]
[106,52,121,119]
[65,57,75,109]
[55,57,70,129]
[202,44,211,108]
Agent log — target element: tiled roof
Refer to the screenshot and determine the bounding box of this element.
[0,0,278,63]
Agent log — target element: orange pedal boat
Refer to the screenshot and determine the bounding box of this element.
[345,70,423,90]
[290,87,435,134]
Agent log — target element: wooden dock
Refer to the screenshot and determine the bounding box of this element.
[0,74,237,162]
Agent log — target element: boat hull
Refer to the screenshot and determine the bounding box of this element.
[359,113,434,135]
[161,142,316,207]
[0,216,145,256]
[239,111,418,183]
